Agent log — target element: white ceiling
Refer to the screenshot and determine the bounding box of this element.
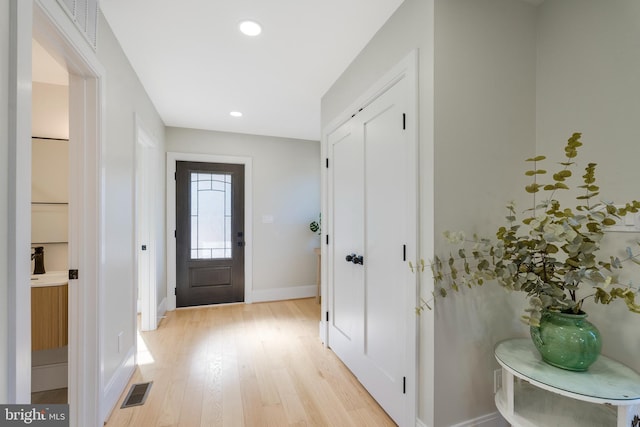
[99,0,405,141]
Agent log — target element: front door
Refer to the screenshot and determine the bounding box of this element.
[328,76,412,425]
[176,161,245,307]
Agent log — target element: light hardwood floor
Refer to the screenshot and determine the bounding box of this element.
[105,298,396,427]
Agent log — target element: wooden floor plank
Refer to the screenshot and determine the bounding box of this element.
[104,298,395,427]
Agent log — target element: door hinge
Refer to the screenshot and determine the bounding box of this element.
[326,311,329,322]
[174,288,177,296]
[326,234,329,245]
[68,269,78,280]
[403,244,406,261]
[403,377,406,394]
[174,230,176,238]
[174,172,176,180]
[402,113,406,130]
[326,158,329,168]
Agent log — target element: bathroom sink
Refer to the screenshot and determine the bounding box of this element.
[30,271,68,287]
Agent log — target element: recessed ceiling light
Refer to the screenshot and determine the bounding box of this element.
[239,20,262,37]
[230,111,243,117]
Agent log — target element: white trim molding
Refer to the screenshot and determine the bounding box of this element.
[8,0,34,404]
[416,412,507,427]
[251,285,316,303]
[166,152,253,310]
[415,418,429,427]
[157,297,167,321]
[449,412,508,427]
[101,346,135,423]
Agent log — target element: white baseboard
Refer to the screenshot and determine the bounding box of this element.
[101,346,136,423]
[251,284,316,303]
[157,296,167,321]
[32,362,68,393]
[450,412,507,427]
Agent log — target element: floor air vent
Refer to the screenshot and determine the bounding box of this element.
[121,381,152,408]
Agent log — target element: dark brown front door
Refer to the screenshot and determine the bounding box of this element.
[176,161,245,307]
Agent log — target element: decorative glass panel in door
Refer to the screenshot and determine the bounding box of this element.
[190,172,232,260]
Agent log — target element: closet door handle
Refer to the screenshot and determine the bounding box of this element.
[345,254,364,265]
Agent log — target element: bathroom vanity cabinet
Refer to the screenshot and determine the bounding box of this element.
[31,284,68,350]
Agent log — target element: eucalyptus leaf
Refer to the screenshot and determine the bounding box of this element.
[526,184,541,193]
[526,155,546,162]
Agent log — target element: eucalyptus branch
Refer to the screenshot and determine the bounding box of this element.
[419,133,640,326]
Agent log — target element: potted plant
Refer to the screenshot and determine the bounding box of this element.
[419,133,640,371]
[309,214,321,235]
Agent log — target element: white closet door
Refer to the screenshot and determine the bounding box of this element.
[360,76,409,423]
[327,119,364,371]
[328,75,410,426]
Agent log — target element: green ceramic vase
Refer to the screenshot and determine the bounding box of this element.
[530,310,602,371]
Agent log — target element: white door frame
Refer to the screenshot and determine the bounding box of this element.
[166,152,253,310]
[320,50,419,427]
[7,0,34,404]
[10,2,104,426]
[135,115,159,331]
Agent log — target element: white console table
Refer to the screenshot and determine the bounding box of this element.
[495,338,640,427]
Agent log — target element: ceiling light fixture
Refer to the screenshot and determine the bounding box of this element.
[230,111,243,117]
[239,20,262,37]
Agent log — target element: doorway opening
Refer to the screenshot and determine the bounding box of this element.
[10,2,105,425]
[135,117,161,331]
[30,42,70,399]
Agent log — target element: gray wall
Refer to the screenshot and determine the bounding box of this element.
[166,127,321,297]
[433,1,537,425]
[96,10,167,390]
[536,0,640,373]
[321,0,433,130]
[0,0,10,404]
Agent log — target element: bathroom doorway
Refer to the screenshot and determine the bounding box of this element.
[30,38,70,404]
[8,3,105,425]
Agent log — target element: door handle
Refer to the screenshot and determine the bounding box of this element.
[345,253,364,265]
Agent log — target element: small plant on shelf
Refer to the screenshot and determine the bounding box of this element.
[309,214,321,235]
